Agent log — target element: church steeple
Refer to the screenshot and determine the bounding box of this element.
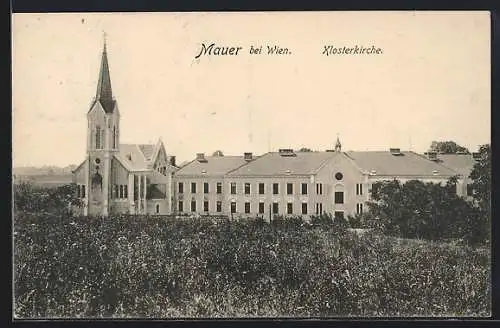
[95,32,115,113]
[335,134,342,152]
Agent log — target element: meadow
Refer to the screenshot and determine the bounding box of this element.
[13,212,490,318]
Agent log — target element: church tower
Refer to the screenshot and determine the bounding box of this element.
[335,134,342,152]
[86,34,120,216]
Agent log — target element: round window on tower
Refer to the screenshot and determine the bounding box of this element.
[335,172,343,181]
[95,158,101,164]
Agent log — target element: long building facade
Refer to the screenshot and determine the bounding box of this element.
[72,41,478,218]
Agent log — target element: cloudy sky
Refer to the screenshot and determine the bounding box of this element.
[12,11,490,167]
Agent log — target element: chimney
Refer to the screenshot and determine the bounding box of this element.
[196,153,207,162]
[244,152,253,161]
[427,151,438,161]
[389,148,402,156]
[169,156,176,167]
[472,152,481,161]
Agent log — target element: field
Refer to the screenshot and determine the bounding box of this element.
[13,212,491,318]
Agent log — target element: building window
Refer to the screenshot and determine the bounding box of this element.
[204,201,209,212]
[315,203,323,215]
[113,126,117,149]
[191,200,197,212]
[273,183,279,195]
[287,183,293,195]
[124,185,128,198]
[178,201,183,212]
[204,182,209,194]
[287,202,293,214]
[259,183,265,194]
[301,183,308,195]
[81,185,86,198]
[216,182,222,194]
[245,202,251,213]
[356,203,364,214]
[316,183,323,195]
[335,191,344,204]
[334,211,344,220]
[178,182,184,194]
[467,184,474,196]
[244,183,251,195]
[272,202,279,214]
[191,182,197,193]
[230,182,237,194]
[155,204,160,214]
[259,202,265,214]
[95,125,101,149]
[119,185,124,198]
[113,185,118,198]
[356,183,363,195]
[231,202,236,213]
[335,172,343,181]
[216,201,222,212]
[302,202,308,215]
[371,184,379,197]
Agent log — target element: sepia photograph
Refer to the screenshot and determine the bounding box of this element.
[12,11,491,318]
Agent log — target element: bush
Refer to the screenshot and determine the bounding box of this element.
[13,213,490,318]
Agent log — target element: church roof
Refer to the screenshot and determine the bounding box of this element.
[114,144,154,171]
[93,38,115,113]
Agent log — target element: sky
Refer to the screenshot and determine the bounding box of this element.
[12,11,490,167]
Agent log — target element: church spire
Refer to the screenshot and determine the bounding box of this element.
[95,32,114,113]
[335,134,342,152]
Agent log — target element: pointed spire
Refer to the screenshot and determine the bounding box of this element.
[335,133,342,152]
[96,31,114,113]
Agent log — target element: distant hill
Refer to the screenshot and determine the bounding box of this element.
[13,165,76,188]
[13,164,77,176]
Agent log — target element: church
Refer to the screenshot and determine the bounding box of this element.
[73,39,477,218]
[72,39,178,216]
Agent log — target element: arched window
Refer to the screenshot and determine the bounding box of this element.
[95,125,101,149]
[156,204,160,214]
[113,126,117,149]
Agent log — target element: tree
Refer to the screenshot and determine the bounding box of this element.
[429,141,470,154]
[298,148,312,152]
[366,178,482,243]
[469,144,491,244]
[212,150,224,157]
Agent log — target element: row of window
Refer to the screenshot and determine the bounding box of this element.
[113,184,128,199]
[178,182,327,195]
[179,200,312,214]
[178,200,365,215]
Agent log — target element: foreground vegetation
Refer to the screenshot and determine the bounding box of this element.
[14,212,490,318]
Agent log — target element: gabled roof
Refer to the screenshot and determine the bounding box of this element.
[138,144,155,161]
[176,156,249,177]
[227,151,337,177]
[114,144,153,171]
[344,151,458,177]
[434,154,476,177]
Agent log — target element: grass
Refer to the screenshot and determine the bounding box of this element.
[13,212,491,318]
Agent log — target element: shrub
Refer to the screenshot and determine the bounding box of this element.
[14,213,490,318]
